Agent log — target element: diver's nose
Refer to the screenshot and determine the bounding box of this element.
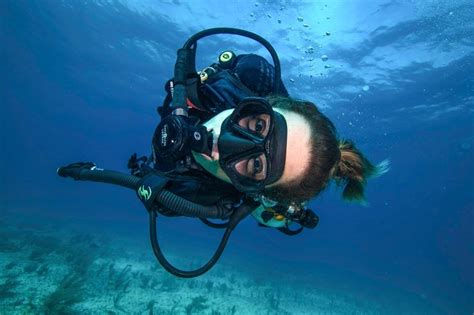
[218,132,255,157]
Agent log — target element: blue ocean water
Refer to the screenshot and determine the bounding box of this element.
[1,0,473,314]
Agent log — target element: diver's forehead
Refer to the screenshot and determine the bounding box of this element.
[274,109,311,185]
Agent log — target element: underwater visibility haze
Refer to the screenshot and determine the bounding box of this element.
[1,0,473,314]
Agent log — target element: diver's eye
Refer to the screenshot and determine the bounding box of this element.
[253,157,262,175]
[238,113,270,137]
[233,154,267,180]
[254,118,266,134]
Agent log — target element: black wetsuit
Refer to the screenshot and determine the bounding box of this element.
[157,54,288,216]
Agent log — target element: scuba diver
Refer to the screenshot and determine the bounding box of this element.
[58,28,388,278]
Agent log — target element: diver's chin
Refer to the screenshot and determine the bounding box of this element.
[199,152,213,161]
[192,150,216,162]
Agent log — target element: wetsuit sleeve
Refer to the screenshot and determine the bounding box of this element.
[233,54,289,97]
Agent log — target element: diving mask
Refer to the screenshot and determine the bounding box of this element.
[218,97,287,192]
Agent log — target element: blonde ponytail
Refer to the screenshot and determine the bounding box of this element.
[332,140,390,203]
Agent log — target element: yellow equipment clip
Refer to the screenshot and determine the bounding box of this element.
[274,214,285,221]
[218,50,236,69]
[197,66,216,83]
[198,71,208,83]
[219,51,232,63]
[265,207,285,221]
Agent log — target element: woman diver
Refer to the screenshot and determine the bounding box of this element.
[58,28,388,278]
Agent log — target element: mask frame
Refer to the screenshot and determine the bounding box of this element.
[218,97,287,192]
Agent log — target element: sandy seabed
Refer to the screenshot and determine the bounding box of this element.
[0,213,439,315]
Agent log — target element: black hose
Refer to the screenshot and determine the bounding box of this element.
[200,218,229,229]
[278,225,304,236]
[57,165,229,219]
[171,27,283,110]
[182,27,282,92]
[156,189,230,219]
[57,163,141,189]
[149,210,233,278]
[78,169,140,189]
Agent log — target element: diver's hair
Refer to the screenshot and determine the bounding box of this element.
[264,96,389,205]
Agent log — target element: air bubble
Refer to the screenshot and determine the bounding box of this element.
[305,46,314,54]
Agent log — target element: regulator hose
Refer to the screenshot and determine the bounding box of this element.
[57,162,140,189]
[149,210,233,278]
[182,27,282,92]
[57,163,228,219]
[157,190,228,219]
[200,218,229,229]
[150,200,255,278]
[172,27,282,112]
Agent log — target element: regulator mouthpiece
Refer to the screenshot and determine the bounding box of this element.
[152,115,212,165]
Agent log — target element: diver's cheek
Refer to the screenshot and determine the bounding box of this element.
[193,109,233,182]
[202,109,233,132]
[211,135,220,160]
[191,151,232,184]
[192,134,219,161]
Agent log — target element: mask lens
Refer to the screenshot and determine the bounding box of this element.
[232,153,268,181]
